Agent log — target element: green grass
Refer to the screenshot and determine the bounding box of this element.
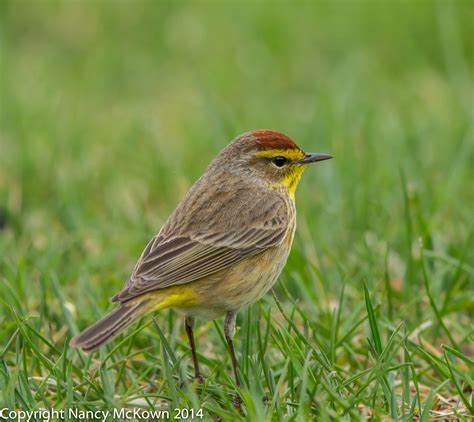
[1,0,473,420]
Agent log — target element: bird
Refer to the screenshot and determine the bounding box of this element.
[71,129,332,392]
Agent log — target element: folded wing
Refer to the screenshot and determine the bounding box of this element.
[112,190,291,303]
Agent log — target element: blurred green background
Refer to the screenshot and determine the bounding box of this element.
[0,0,473,418]
[1,0,472,308]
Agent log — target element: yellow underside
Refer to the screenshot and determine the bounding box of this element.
[131,285,200,312]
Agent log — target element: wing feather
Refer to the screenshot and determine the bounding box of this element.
[112,188,292,303]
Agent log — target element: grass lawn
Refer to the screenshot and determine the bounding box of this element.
[1,1,473,420]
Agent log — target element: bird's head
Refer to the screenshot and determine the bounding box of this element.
[216,130,332,199]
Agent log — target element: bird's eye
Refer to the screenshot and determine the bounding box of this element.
[272,156,288,167]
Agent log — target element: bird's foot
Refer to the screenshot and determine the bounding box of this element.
[232,394,242,410]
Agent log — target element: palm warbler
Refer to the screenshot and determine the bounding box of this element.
[71,129,332,387]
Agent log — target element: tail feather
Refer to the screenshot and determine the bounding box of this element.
[71,301,148,353]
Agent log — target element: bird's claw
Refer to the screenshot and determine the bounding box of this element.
[232,394,242,410]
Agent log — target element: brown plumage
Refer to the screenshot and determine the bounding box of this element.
[71,130,332,402]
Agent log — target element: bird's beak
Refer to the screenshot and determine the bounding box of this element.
[297,152,333,164]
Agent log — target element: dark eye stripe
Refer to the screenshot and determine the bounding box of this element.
[272,156,288,167]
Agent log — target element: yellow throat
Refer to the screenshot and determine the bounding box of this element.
[256,148,306,201]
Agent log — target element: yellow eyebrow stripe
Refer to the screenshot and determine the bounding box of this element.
[256,149,305,161]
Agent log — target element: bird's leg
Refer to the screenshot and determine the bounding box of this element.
[224,312,240,386]
[224,311,242,409]
[184,316,203,383]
